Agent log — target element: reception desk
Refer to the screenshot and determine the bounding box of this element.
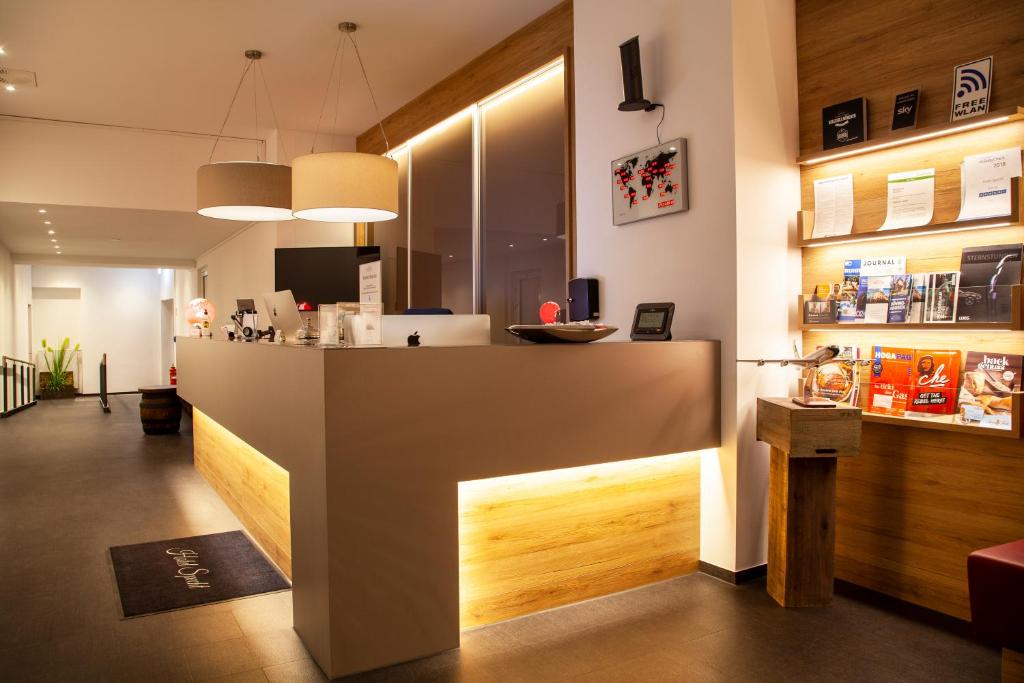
[176,338,720,678]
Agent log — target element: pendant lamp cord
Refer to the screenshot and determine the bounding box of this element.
[258,61,290,163]
[331,39,348,145]
[311,30,345,153]
[252,59,260,161]
[347,31,391,154]
[208,58,254,164]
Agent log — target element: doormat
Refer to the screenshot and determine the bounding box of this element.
[110,530,290,617]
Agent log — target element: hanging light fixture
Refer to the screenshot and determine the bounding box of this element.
[292,22,398,223]
[197,49,294,222]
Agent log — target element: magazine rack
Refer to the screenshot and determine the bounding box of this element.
[798,284,1024,331]
[756,397,861,607]
[859,386,1021,439]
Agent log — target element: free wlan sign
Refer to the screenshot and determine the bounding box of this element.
[950,57,992,122]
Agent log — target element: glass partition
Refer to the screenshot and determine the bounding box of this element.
[373,149,408,314]
[482,69,566,341]
[367,61,567,332]
[410,113,474,313]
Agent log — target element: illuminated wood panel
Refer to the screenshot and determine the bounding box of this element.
[458,452,701,629]
[356,1,572,155]
[799,120,1024,234]
[796,0,1024,155]
[193,409,292,579]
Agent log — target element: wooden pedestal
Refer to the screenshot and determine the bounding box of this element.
[1006,648,1024,683]
[757,397,861,607]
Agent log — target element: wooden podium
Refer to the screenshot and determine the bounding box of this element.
[756,398,861,607]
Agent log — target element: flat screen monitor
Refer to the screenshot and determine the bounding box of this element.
[274,246,381,306]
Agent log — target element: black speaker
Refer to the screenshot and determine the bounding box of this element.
[618,36,652,112]
[568,278,600,321]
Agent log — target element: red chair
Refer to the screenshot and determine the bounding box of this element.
[968,539,1024,682]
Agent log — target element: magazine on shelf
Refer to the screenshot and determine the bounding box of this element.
[956,243,1023,323]
[837,259,861,323]
[907,273,928,323]
[855,257,906,322]
[887,274,913,323]
[863,275,893,323]
[926,272,959,323]
[957,351,1021,430]
[803,299,837,324]
[906,349,961,418]
[867,346,914,416]
[803,345,861,406]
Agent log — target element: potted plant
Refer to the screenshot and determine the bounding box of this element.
[39,337,79,399]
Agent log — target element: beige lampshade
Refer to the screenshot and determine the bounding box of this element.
[291,152,399,222]
[196,161,294,221]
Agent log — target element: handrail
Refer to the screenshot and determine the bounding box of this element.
[1,355,37,418]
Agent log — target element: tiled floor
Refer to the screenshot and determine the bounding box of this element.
[0,396,1000,682]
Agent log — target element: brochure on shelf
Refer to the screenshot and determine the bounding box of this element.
[879,168,934,230]
[957,146,1022,221]
[811,174,854,238]
[957,351,1020,430]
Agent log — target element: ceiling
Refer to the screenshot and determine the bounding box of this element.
[0,202,240,265]
[0,0,563,139]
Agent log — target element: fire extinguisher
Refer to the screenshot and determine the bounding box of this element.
[169,364,177,386]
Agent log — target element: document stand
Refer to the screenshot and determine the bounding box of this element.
[756,397,861,607]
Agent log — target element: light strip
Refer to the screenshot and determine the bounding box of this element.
[800,115,1012,165]
[479,59,565,111]
[804,221,1014,248]
[386,59,566,159]
[804,327,1014,334]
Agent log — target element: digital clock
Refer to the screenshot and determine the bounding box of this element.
[630,302,675,341]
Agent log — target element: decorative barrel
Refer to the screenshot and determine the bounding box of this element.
[138,385,182,435]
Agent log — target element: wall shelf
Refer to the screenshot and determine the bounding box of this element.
[799,285,1024,331]
[862,409,1021,440]
[798,178,1020,248]
[798,106,1024,166]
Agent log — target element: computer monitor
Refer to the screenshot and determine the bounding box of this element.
[262,290,305,343]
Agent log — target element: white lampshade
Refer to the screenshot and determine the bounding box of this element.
[291,152,399,222]
[197,161,295,221]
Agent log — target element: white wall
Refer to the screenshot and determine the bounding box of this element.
[574,0,799,571]
[0,241,13,362]
[30,266,163,393]
[731,0,802,570]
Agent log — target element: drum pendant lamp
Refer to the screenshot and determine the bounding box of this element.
[291,22,399,223]
[196,50,294,221]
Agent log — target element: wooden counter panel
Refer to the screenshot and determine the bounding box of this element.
[458,452,700,628]
[835,422,1024,619]
[194,409,292,579]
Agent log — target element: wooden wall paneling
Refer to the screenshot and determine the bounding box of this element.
[457,452,700,629]
[193,409,293,579]
[833,422,1024,619]
[799,122,1024,233]
[356,1,572,155]
[796,0,1024,155]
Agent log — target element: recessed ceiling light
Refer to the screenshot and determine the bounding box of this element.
[50,239,56,242]
[47,230,54,235]
[4,84,14,92]
[43,220,51,225]
[53,244,60,249]
[56,251,61,255]
[0,47,6,56]
[542,237,548,241]
[37,209,46,213]
[448,254,453,258]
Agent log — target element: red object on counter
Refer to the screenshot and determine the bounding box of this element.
[539,301,561,325]
[169,365,177,386]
